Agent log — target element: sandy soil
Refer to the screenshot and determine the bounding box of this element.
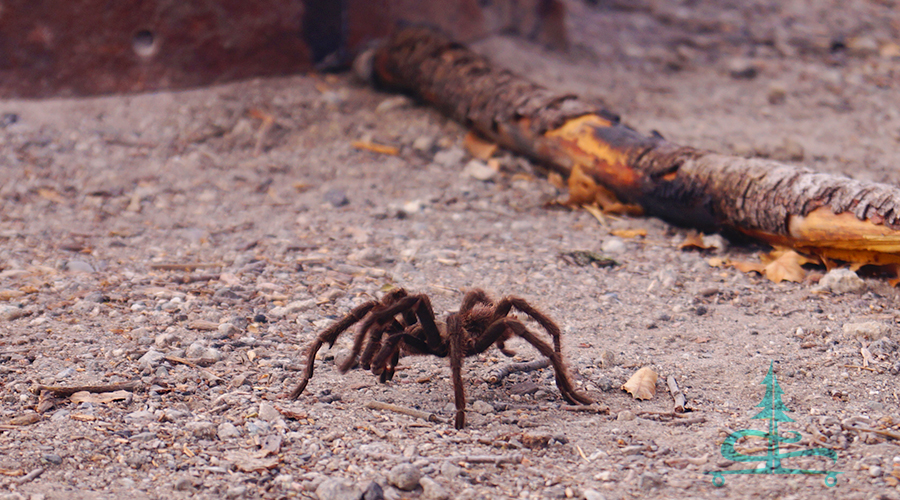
[1,1,899,499]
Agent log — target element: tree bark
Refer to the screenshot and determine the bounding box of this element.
[371,27,900,266]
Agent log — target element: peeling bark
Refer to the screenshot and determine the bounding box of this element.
[372,27,900,265]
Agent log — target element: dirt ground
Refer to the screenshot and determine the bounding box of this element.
[2,1,900,499]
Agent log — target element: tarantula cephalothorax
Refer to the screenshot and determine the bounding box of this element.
[288,287,593,429]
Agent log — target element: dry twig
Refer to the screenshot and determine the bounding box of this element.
[667,375,686,413]
[365,401,446,424]
[486,359,550,384]
[31,380,140,397]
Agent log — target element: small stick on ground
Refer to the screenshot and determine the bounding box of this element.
[667,375,686,413]
[149,262,224,271]
[165,355,217,368]
[841,424,900,441]
[31,380,141,397]
[669,417,706,426]
[842,364,880,373]
[365,401,447,424]
[562,404,609,414]
[487,359,550,384]
[16,467,44,484]
[364,451,523,465]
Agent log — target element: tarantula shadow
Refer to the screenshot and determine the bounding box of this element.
[288,287,593,429]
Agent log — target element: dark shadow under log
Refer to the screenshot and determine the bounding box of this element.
[372,27,900,266]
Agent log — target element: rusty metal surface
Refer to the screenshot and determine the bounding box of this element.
[0,0,568,99]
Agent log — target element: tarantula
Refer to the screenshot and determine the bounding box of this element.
[288,288,593,429]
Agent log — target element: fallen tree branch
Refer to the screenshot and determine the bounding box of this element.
[372,27,900,267]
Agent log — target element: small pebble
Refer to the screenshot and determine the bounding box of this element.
[617,410,636,422]
[818,268,866,294]
[315,478,362,500]
[225,485,248,499]
[137,349,165,369]
[419,477,448,500]
[433,147,466,167]
[41,453,62,465]
[639,472,663,489]
[843,321,892,341]
[258,402,281,422]
[375,96,411,113]
[439,461,461,479]
[583,489,607,500]
[323,189,349,207]
[186,421,218,440]
[412,136,435,152]
[727,58,758,79]
[362,481,384,500]
[461,159,496,181]
[155,332,179,348]
[601,238,626,254]
[217,322,240,337]
[174,476,193,491]
[185,342,207,358]
[470,400,493,414]
[767,84,787,105]
[217,422,241,440]
[388,463,422,491]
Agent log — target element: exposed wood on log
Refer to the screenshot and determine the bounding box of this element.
[371,27,900,267]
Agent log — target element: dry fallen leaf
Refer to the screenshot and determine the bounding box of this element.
[463,131,499,160]
[679,231,724,251]
[759,249,813,283]
[622,367,658,400]
[730,248,816,283]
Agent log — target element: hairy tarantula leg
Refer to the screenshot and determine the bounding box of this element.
[344,288,410,372]
[447,313,467,429]
[493,297,563,354]
[289,300,380,399]
[379,349,401,383]
[460,288,493,314]
[370,330,431,376]
[355,318,404,371]
[478,318,593,406]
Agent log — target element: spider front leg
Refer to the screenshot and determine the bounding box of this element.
[493,296,563,354]
[289,300,379,399]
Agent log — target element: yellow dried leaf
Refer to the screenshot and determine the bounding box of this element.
[351,140,399,155]
[730,260,766,274]
[707,257,725,268]
[463,131,498,160]
[622,367,658,400]
[37,188,65,203]
[547,171,566,190]
[611,229,647,239]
